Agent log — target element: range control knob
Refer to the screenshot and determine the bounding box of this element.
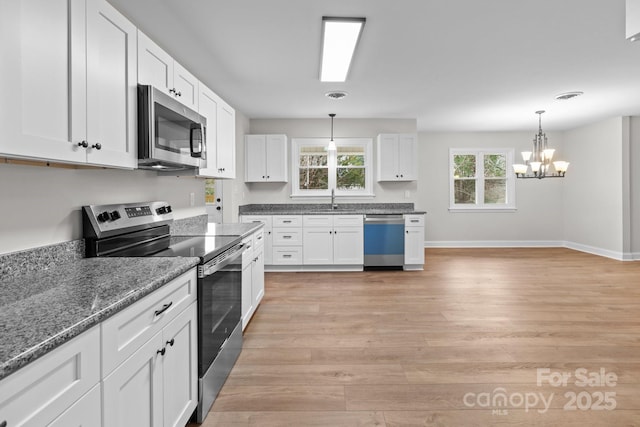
[97,211,110,222]
[109,210,121,221]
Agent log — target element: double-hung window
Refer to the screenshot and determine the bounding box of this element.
[449,148,516,211]
[292,138,373,197]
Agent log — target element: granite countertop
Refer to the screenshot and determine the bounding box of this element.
[0,256,199,380]
[239,203,426,216]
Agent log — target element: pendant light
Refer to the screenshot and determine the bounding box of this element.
[513,110,569,179]
[328,113,337,152]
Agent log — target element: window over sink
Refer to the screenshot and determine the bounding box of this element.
[292,138,373,197]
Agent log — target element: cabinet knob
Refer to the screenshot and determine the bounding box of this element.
[157,348,166,356]
[176,91,182,97]
[396,174,399,178]
[169,88,176,94]
[91,143,102,150]
[216,206,221,211]
[166,339,175,347]
[267,175,270,179]
[77,140,88,148]
[262,176,265,179]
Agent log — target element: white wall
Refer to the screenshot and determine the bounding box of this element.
[562,117,626,258]
[0,162,205,255]
[417,131,565,245]
[246,118,418,204]
[631,117,640,257]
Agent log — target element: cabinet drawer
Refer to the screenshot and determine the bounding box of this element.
[101,268,197,377]
[404,214,425,227]
[334,215,363,227]
[273,215,302,227]
[253,229,265,249]
[272,246,303,264]
[273,228,303,246]
[0,326,100,427]
[303,215,332,227]
[240,215,273,230]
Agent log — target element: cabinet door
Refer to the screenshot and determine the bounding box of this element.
[303,228,333,264]
[137,30,173,96]
[216,99,236,178]
[404,226,425,265]
[197,84,219,177]
[377,134,399,181]
[265,134,288,182]
[103,332,164,427]
[49,385,101,427]
[0,326,100,427]
[85,0,137,168]
[0,0,87,163]
[245,134,267,181]
[397,134,417,180]
[241,261,253,330]
[162,303,198,427]
[173,61,199,111]
[252,247,265,308]
[333,227,364,265]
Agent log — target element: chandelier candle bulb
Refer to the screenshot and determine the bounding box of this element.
[521,151,532,162]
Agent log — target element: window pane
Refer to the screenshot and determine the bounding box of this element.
[454,179,476,204]
[337,168,365,190]
[484,154,506,178]
[484,179,506,204]
[454,155,476,178]
[299,168,328,189]
[337,154,364,166]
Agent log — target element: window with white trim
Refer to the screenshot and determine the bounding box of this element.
[292,138,373,197]
[449,148,516,211]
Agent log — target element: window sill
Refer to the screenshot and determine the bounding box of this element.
[449,207,517,213]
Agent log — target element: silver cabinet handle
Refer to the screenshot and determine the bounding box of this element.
[283,254,292,258]
[283,235,292,239]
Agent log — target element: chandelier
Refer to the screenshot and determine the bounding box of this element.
[513,110,569,179]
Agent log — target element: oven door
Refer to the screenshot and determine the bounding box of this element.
[198,249,243,377]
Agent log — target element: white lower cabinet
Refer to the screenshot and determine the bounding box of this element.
[103,301,198,427]
[239,216,273,265]
[0,326,100,427]
[241,229,265,330]
[49,384,101,427]
[302,215,364,265]
[404,214,425,269]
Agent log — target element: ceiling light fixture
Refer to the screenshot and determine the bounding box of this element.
[325,91,349,100]
[513,111,569,179]
[555,91,583,101]
[320,17,366,82]
[328,113,337,152]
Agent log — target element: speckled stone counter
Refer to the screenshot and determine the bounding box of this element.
[172,215,263,237]
[239,203,426,215]
[0,256,199,380]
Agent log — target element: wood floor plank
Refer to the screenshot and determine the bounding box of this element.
[202,248,640,426]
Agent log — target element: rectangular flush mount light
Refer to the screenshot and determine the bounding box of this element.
[320,17,366,82]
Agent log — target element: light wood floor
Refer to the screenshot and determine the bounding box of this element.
[194,248,640,426]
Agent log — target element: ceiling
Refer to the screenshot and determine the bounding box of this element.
[108,0,640,132]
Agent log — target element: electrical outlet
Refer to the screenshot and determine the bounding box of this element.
[189,192,195,207]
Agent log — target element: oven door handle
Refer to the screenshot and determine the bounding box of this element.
[200,244,244,277]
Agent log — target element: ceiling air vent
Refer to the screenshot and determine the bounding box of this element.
[325,91,348,100]
[555,91,583,101]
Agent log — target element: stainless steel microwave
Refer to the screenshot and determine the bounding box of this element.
[137,84,206,171]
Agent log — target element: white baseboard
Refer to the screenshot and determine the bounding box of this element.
[425,240,563,248]
[424,240,637,261]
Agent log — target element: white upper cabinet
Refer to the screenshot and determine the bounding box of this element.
[245,134,288,182]
[198,84,236,179]
[137,31,199,111]
[0,0,136,168]
[377,134,418,181]
[85,0,137,168]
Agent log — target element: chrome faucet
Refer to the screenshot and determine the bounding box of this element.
[331,188,338,210]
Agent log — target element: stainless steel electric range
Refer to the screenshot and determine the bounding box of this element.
[82,201,243,423]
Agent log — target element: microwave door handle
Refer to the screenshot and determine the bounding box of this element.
[190,123,203,158]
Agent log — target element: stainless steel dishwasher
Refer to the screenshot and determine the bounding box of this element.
[363,214,405,267]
